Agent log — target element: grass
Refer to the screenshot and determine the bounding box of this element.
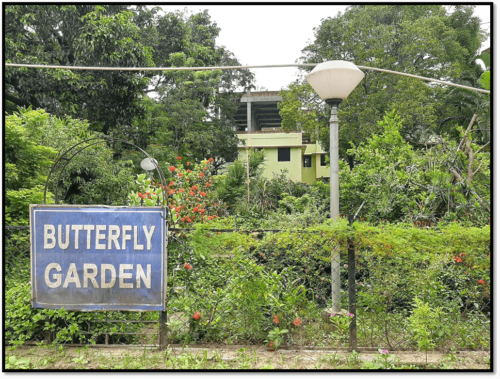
[4,345,491,370]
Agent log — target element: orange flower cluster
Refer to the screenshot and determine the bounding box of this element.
[272,315,279,324]
[292,318,302,327]
[193,311,200,320]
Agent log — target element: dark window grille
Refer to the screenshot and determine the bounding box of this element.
[303,156,312,168]
[278,148,291,162]
[320,154,327,166]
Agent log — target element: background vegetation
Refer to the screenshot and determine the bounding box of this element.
[4,4,490,353]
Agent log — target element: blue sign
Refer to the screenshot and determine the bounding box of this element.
[30,205,166,311]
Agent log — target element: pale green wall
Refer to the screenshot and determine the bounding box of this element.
[237,133,329,184]
[302,159,316,184]
[238,147,303,182]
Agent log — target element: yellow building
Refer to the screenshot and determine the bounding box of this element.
[234,90,329,184]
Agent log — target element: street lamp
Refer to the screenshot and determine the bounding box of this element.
[140,157,158,180]
[307,61,364,312]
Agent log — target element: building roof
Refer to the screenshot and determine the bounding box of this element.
[234,91,283,131]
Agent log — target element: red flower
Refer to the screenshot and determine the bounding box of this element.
[180,189,185,193]
[187,162,191,166]
[178,173,183,177]
[361,218,364,221]
[206,183,210,187]
[193,311,200,320]
[187,170,191,173]
[273,315,279,324]
[137,192,142,197]
[168,190,174,195]
[199,173,205,178]
[169,166,175,172]
[175,207,180,212]
[292,318,302,326]
[169,181,175,186]
[208,216,213,220]
[200,192,206,197]
[478,279,485,284]
[183,263,192,270]
[214,203,217,207]
[208,157,214,162]
[268,341,274,348]
[193,207,199,213]
[176,156,182,160]
[199,209,205,213]
[191,185,198,190]
[189,191,195,196]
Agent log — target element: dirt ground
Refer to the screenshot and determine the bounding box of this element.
[4,344,491,370]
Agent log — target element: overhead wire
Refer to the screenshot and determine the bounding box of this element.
[5,62,490,94]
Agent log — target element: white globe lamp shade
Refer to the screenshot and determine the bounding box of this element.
[140,157,158,171]
[306,61,365,101]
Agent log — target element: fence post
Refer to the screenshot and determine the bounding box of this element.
[159,310,167,349]
[347,215,357,350]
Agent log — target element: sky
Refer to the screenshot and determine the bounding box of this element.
[160,4,492,91]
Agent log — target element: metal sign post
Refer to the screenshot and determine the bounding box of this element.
[30,205,167,311]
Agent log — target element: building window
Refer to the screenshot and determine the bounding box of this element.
[278,148,291,162]
[303,156,311,168]
[320,154,327,166]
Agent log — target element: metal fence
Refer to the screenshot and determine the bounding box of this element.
[4,224,490,351]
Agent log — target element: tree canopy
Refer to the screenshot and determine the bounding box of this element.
[279,5,487,155]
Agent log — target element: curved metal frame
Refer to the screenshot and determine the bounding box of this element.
[43,136,168,208]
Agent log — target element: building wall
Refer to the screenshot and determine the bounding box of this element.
[301,159,317,184]
[237,133,329,184]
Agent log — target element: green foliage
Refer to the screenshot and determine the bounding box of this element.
[5,5,153,134]
[340,111,490,224]
[5,355,31,370]
[6,186,53,225]
[409,298,444,353]
[280,5,485,153]
[5,110,57,192]
[5,109,136,224]
[4,280,157,346]
[362,349,400,369]
[265,327,289,350]
[4,219,490,349]
[216,150,266,211]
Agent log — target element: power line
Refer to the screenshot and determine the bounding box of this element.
[5,62,490,94]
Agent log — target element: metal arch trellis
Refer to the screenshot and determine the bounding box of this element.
[40,135,171,348]
[43,135,169,208]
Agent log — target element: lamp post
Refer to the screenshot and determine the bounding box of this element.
[306,61,364,312]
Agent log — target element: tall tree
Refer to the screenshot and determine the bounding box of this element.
[5,5,153,134]
[127,9,254,168]
[279,5,486,156]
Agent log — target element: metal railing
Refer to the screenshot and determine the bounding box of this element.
[5,225,490,351]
